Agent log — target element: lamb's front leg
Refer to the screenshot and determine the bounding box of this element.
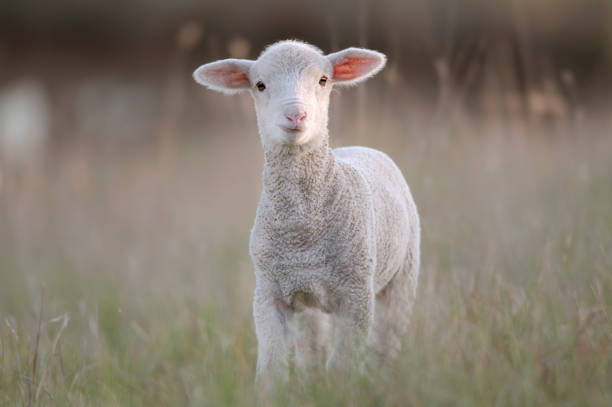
[326,282,374,372]
[253,274,291,388]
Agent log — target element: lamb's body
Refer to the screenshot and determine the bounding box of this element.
[250,141,419,371]
[251,144,419,306]
[193,39,420,383]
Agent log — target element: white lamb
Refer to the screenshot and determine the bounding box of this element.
[193,40,420,383]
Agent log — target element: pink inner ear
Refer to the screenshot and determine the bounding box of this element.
[209,68,249,88]
[333,57,375,80]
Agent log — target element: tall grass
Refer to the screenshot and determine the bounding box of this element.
[0,84,611,405]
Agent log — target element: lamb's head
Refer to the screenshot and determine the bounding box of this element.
[193,40,386,149]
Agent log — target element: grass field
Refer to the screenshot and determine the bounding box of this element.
[1,89,611,405]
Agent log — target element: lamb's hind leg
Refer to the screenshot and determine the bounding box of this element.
[369,257,419,362]
[293,308,332,374]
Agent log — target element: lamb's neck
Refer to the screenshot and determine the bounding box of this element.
[262,137,339,212]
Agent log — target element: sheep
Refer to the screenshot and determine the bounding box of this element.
[193,40,420,384]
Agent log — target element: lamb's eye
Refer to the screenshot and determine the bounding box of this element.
[319,76,328,86]
[256,81,266,91]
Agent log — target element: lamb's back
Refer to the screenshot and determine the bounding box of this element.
[334,146,418,292]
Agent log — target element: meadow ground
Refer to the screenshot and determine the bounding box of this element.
[1,90,611,405]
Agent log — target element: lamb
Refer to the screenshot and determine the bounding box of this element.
[193,40,420,383]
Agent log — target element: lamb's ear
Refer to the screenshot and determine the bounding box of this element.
[193,59,253,94]
[327,47,386,86]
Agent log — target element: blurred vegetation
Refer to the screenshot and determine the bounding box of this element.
[1,124,610,405]
[1,0,612,139]
[0,0,611,405]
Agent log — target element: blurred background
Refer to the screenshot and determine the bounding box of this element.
[1,1,611,405]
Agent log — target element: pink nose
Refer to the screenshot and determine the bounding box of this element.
[285,111,307,126]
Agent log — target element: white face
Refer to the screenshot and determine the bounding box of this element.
[248,59,333,147]
[193,40,387,150]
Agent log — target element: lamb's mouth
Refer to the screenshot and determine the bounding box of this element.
[280,126,306,133]
[279,126,309,145]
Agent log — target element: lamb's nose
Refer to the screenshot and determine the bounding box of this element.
[285,111,307,126]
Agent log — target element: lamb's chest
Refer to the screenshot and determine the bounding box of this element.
[250,236,336,306]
